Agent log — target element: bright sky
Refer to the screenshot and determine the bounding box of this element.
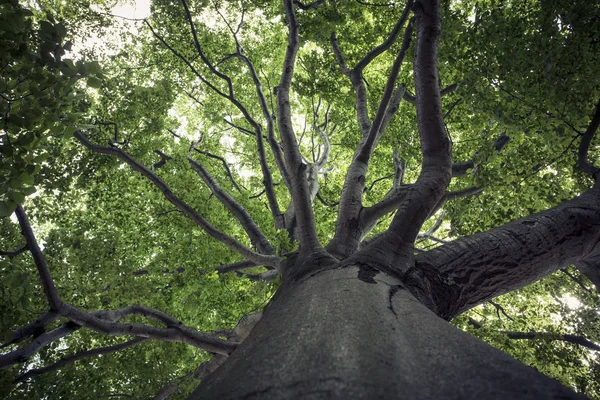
[111,0,151,19]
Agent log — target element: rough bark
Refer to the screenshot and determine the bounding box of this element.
[415,184,600,319]
[190,265,586,399]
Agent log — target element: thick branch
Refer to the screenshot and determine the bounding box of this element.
[330,33,371,136]
[1,311,59,348]
[0,322,79,369]
[415,185,600,320]
[360,185,410,232]
[277,0,321,249]
[75,132,280,268]
[15,205,62,310]
[384,0,452,243]
[452,161,474,177]
[194,354,228,380]
[327,19,413,259]
[379,84,406,138]
[152,383,180,400]
[14,338,147,383]
[358,19,413,163]
[188,157,275,254]
[577,99,600,179]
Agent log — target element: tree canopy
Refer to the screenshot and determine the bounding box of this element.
[1,0,599,398]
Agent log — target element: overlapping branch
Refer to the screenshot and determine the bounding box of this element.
[380,0,452,245]
[15,205,62,310]
[190,147,245,192]
[75,131,280,268]
[149,5,288,230]
[327,1,414,258]
[1,311,59,349]
[188,157,275,254]
[14,338,147,383]
[232,52,288,228]
[276,0,321,249]
[2,206,239,375]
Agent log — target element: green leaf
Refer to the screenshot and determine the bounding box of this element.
[85,61,102,75]
[21,186,36,195]
[8,191,25,204]
[56,22,66,39]
[0,200,17,217]
[19,172,34,186]
[87,76,102,88]
[39,20,56,37]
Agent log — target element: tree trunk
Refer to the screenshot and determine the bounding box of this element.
[190,264,587,400]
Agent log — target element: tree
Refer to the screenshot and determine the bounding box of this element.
[1,0,600,398]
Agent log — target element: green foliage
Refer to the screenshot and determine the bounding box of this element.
[0,0,104,216]
[1,0,599,398]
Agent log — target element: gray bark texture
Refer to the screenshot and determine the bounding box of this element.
[190,266,588,399]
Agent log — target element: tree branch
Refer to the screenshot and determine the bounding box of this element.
[277,0,321,249]
[577,99,600,179]
[179,0,234,95]
[188,157,275,254]
[152,382,180,400]
[213,260,258,273]
[327,13,414,259]
[236,269,279,282]
[191,148,245,192]
[382,0,452,243]
[355,0,413,74]
[330,32,371,136]
[0,245,28,257]
[15,205,62,311]
[415,185,600,320]
[0,322,80,369]
[560,269,592,294]
[233,52,288,227]
[74,132,280,268]
[61,304,236,355]
[445,186,483,201]
[401,82,457,105]
[2,208,238,370]
[144,20,227,99]
[452,161,474,177]
[1,311,59,349]
[153,150,172,170]
[14,338,147,383]
[468,318,600,352]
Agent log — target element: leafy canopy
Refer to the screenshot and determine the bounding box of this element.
[1,0,599,398]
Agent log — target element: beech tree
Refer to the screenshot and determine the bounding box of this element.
[1,0,599,398]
